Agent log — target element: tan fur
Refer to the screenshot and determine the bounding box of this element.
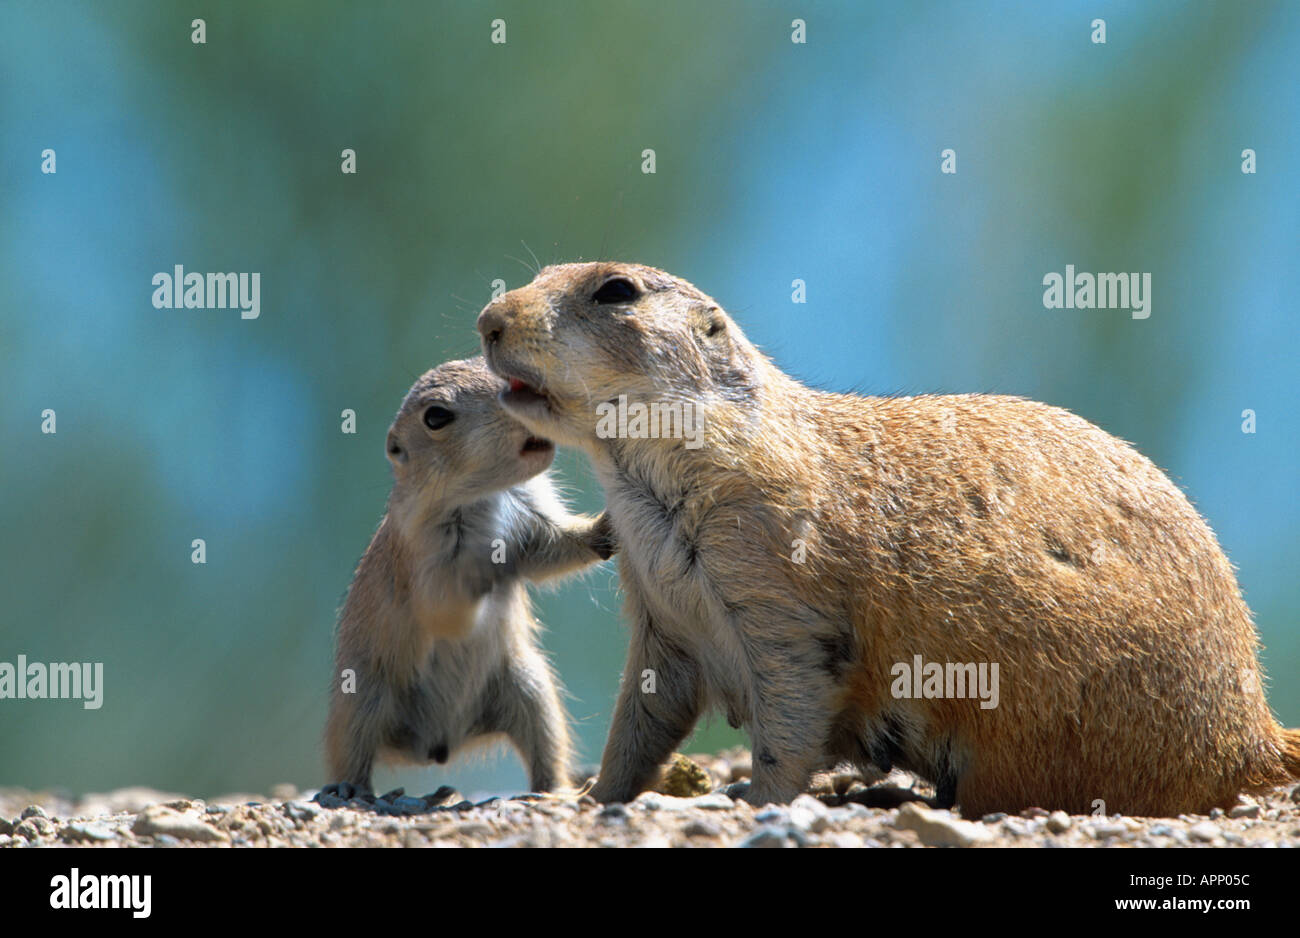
[477,262,1299,816]
[323,357,614,795]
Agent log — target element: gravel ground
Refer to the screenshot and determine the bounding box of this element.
[4,749,1298,848]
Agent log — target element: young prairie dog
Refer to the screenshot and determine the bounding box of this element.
[477,262,1300,816]
[322,357,615,797]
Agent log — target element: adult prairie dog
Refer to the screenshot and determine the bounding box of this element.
[323,357,615,796]
[477,262,1300,816]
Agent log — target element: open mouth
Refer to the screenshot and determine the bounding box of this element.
[520,435,554,457]
[501,373,551,411]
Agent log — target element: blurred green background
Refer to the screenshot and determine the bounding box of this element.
[1,1,1296,798]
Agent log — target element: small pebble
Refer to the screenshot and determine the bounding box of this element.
[738,826,789,848]
[1046,811,1072,834]
[635,792,666,812]
[1002,818,1034,837]
[133,806,230,843]
[598,804,629,824]
[283,801,320,822]
[14,820,46,840]
[683,819,722,838]
[895,802,992,847]
[63,822,115,843]
[1091,823,1128,840]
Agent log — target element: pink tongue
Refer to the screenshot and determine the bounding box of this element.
[509,378,526,392]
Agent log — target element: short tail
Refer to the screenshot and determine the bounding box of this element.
[1281,727,1300,779]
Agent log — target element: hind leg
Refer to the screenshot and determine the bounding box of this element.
[322,679,387,797]
[482,651,573,792]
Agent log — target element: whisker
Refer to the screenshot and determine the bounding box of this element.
[520,240,542,276]
[506,254,539,277]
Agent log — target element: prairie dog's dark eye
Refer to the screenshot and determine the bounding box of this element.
[704,318,724,337]
[592,277,640,304]
[423,406,455,430]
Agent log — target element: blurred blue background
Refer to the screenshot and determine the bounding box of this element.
[1,0,1296,799]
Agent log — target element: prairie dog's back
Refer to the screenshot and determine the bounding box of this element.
[791,392,1275,814]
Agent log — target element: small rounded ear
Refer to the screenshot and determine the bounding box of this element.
[695,306,727,340]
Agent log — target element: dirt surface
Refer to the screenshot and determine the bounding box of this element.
[4,749,1298,848]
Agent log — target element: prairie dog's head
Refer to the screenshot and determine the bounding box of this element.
[476,263,761,450]
[385,357,555,520]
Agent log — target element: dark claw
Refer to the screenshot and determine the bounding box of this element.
[422,785,459,808]
[844,785,929,809]
[317,781,360,801]
[722,781,751,800]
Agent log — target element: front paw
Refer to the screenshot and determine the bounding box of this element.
[741,781,799,807]
[584,512,619,560]
[316,781,371,803]
[588,777,636,804]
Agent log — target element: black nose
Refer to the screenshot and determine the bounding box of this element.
[477,306,505,346]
